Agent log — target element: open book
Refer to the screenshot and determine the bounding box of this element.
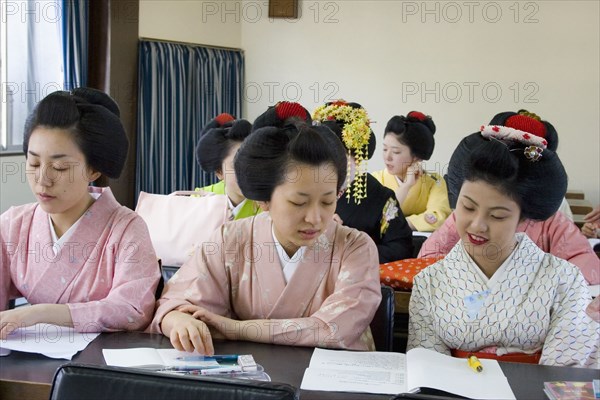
[103,348,255,373]
[300,347,516,399]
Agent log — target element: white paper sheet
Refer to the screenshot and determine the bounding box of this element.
[0,323,99,360]
[407,348,516,400]
[301,348,406,394]
[103,348,220,369]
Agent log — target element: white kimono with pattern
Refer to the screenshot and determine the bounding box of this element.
[408,233,599,368]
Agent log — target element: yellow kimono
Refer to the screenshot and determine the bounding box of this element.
[199,181,261,220]
[372,169,451,231]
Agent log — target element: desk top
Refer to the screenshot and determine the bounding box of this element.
[1,332,599,400]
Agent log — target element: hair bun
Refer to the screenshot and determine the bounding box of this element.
[406,110,436,135]
[71,87,121,118]
[214,113,235,126]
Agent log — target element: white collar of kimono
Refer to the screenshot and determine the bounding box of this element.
[49,192,102,253]
[271,226,306,284]
[461,236,521,289]
[226,195,247,219]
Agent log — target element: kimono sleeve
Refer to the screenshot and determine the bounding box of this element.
[539,259,599,367]
[377,196,413,263]
[0,208,24,311]
[418,212,460,258]
[407,268,451,355]
[149,225,231,334]
[269,232,382,350]
[406,174,451,232]
[67,215,161,332]
[543,212,599,284]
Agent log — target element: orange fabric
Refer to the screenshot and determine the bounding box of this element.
[379,257,442,290]
[451,348,542,364]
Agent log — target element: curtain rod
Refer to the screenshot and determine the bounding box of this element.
[139,37,243,52]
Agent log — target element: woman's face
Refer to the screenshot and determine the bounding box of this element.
[264,162,338,256]
[217,142,244,206]
[382,134,417,177]
[455,180,521,270]
[26,127,99,217]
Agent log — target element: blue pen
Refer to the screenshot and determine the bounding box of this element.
[164,364,224,372]
[175,354,239,363]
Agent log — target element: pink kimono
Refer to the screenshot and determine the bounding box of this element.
[1,187,161,332]
[151,213,382,350]
[419,211,600,284]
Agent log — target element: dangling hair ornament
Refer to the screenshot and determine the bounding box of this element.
[480,110,549,162]
[312,100,371,204]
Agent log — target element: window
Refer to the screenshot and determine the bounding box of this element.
[1,0,63,153]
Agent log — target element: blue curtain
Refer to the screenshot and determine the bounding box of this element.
[136,40,244,197]
[61,0,88,90]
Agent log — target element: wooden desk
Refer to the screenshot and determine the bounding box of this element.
[566,190,585,200]
[2,332,599,400]
[568,199,593,215]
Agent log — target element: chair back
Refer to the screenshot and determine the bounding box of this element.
[49,363,298,400]
[370,285,395,352]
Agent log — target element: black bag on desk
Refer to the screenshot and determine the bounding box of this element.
[50,363,298,400]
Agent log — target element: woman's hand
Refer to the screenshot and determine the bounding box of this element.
[586,296,600,322]
[189,307,240,341]
[0,304,72,340]
[402,162,423,188]
[0,308,38,339]
[581,222,600,239]
[161,310,215,354]
[584,206,600,224]
[395,162,423,207]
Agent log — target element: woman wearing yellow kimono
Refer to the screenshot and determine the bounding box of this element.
[373,111,451,231]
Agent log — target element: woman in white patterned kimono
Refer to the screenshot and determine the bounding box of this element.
[408,111,599,367]
[0,89,160,338]
[151,121,382,354]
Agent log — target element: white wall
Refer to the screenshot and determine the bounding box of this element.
[3,1,597,212]
[139,0,242,48]
[0,155,35,213]
[239,0,600,205]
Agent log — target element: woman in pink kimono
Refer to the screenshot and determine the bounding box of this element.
[0,88,160,338]
[151,122,382,354]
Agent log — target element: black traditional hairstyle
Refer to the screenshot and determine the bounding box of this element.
[384,111,436,160]
[235,122,347,201]
[447,110,560,208]
[23,88,128,186]
[252,101,312,131]
[456,112,567,221]
[195,118,252,173]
